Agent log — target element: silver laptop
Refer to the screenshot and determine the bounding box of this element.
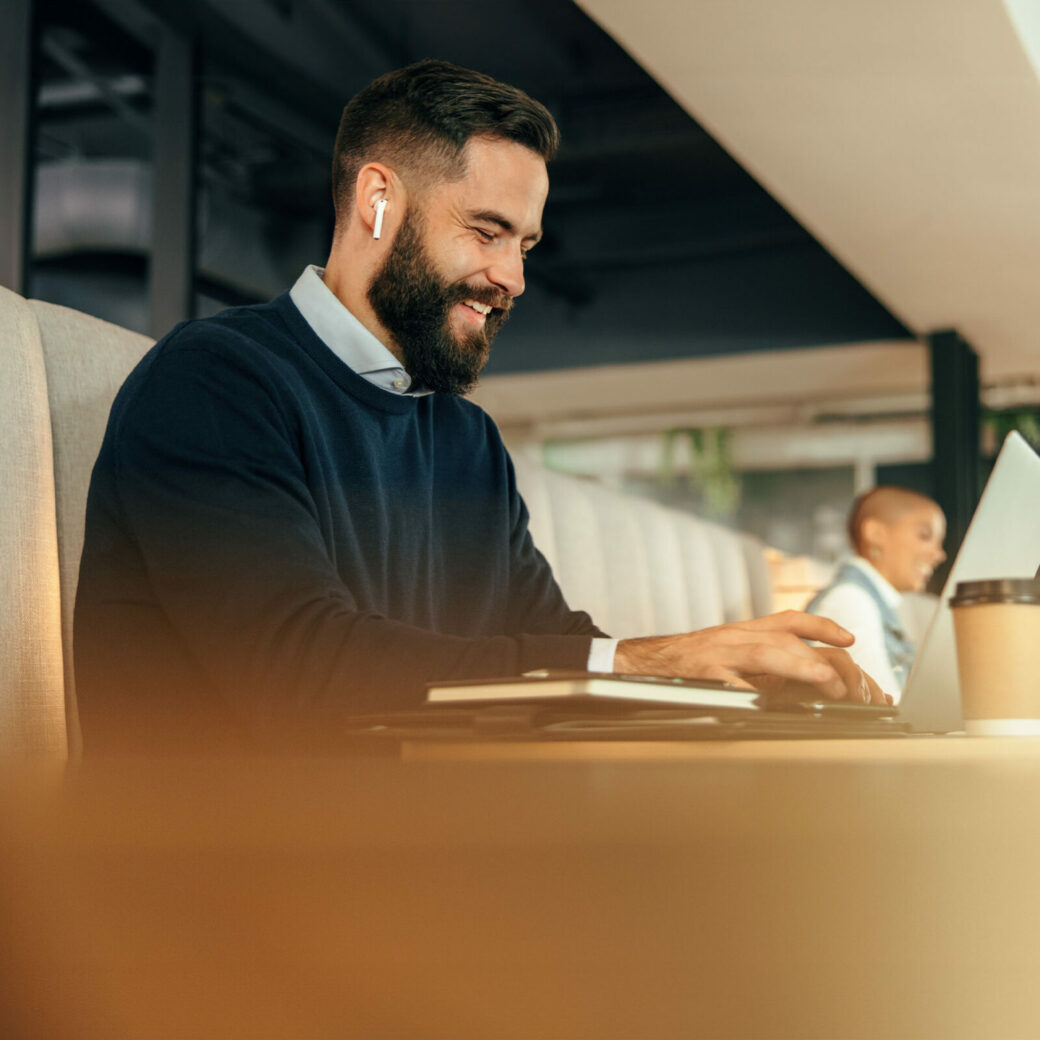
[897,431,1040,733]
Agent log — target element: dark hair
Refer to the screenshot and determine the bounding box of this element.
[331,59,559,226]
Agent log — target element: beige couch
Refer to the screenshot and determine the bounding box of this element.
[1,286,152,757]
[0,285,772,757]
[511,453,773,636]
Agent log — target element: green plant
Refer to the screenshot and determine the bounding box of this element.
[983,407,1040,454]
[659,426,741,518]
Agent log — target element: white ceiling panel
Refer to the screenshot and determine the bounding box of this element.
[577,0,1040,383]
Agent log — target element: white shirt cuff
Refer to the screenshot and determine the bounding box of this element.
[587,637,619,674]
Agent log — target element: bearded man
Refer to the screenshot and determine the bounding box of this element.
[75,60,882,754]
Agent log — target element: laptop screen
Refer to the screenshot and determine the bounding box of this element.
[899,431,1040,732]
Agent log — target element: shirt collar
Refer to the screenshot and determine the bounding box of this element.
[289,265,431,397]
[848,556,902,608]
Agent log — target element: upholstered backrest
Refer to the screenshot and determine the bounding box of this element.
[541,465,614,628]
[701,520,754,623]
[0,286,67,756]
[636,501,695,635]
[511,450,773,639]
[30,300,154,757]
[739,531,776,619]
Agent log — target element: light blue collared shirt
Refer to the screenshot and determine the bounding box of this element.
[288,265,618,672]
[289,265,431,397]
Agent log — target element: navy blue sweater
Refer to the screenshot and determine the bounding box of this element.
[74,293,602,751]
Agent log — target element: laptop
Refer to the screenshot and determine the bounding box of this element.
[896,430,1040,733]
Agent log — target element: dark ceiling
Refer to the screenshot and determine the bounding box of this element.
[32,0,911,372]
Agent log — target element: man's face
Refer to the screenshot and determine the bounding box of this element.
[367,137,548,395]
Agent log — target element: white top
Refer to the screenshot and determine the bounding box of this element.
[810,557,904,700]
[288,266,618,671]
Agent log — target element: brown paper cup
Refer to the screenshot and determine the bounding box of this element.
[950,579,1040,736]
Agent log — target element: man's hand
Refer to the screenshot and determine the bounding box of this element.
[613,611,890,705]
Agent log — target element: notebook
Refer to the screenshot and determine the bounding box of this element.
[425,671,761,710]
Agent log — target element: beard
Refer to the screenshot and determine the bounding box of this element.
[366,208,512,395]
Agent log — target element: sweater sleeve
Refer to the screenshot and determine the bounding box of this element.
[82,338,597,747]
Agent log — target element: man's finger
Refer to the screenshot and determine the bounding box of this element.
[815,648,889,704]
[702,626,848,663]
[863,669,888,706]
[717,642,841,692]
[740,610,854,649]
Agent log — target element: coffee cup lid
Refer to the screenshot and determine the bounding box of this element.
[949,578,1040,607]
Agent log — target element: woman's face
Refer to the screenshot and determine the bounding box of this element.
[868,504,947,592]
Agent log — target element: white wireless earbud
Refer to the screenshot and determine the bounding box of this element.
[372,198,387,240]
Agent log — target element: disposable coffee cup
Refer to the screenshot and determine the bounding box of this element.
[949,578,1040,736]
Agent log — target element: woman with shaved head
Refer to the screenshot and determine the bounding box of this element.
[806,487,947,700]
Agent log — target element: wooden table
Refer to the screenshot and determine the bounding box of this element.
[3,736,1039,1038]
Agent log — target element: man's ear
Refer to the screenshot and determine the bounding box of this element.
[355,163,397,239]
